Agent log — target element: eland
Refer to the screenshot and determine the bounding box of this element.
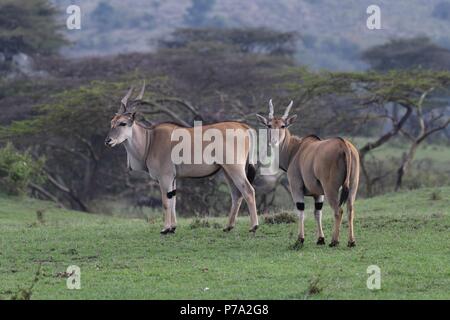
[256,100,360,247]
[105,82,259,234]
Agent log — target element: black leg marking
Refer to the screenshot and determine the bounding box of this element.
[169,226,177,233]
[329,240,339,247]
[223,225,234,232]
[160,228,171,235]
[317,237,325,245]
[296,202,305,211]
[167,189,177,199]
[315,202,323,211]
[347,240,356,247]
[291,237,304,250]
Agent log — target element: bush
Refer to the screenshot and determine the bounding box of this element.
[0,143,45,195]
[189,217,211,229]
[264,212,297,224]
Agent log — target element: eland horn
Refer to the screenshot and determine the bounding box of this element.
[120,87,134,112]
[268,99,274,119]
[282,101,294,120]
[135,80,146,101]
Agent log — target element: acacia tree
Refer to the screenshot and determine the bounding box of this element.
[0,0,66,60]
[160,28,298,56]
[361,37,450,71]
[395,88,450,190]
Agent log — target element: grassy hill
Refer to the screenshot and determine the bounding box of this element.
[1,187,450,299]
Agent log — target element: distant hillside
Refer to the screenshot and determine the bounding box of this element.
[54,0,450,70]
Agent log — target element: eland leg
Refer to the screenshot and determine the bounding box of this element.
[314,195,325,245]
[159,178,176,235]
[287,176,305,245]
[346,167,359,247]
[169,179,177,233]
[223,171,243,232]
[324,187,343,247]
[223,165,258,232]
[347,185,358,247]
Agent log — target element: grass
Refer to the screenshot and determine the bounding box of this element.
[0,187,450,300]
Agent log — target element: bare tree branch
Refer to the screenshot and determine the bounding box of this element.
[359,103,413,157]
[44,170,90,212]
[45,143,90,161]
[155,97,203,120]
[29,182,66,209]
[138,101,191,127]
[75,134,100,162]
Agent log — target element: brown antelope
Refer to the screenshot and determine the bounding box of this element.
[256,100,360,247]
[105,82,259,234]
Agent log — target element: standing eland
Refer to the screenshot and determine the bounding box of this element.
[256,99,360,247]
[105,82,259,234]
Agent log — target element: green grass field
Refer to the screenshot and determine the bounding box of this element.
[1,187,449,300]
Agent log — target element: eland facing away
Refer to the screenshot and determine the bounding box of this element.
[256,100,360,247]
[105,82,259,234]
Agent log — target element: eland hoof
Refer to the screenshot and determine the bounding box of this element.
[316,237,325,245]
[169,226,177,234]
[292,237,304,250]
[249,225,259,233]
[223,226,234,232]
[347,240,356,248]
[160,228,171,235]
[329,240,339,247]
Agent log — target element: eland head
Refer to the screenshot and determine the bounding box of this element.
[105,81,146,147]
[256,99,297,146]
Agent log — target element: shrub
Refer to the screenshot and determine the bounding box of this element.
[264,212,297,224]
[0,143,45,195]
[189,217,211,229]
[430,190,442,201]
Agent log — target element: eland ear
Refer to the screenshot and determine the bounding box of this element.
[256,114,269,126]
[285,114,297,127]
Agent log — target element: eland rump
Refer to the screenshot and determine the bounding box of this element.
[256,100,360,247]
[105,82,259,234]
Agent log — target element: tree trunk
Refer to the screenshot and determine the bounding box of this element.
[29,182,66,209]
[359,156,373,196]
[395,142,419,191]
[45,172,90,212]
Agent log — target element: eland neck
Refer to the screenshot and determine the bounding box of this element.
[279,129,302,171]
[123,123,151,170]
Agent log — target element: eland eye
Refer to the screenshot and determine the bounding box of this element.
[119,122,127,126]
[267,125,272,128]
[281,125,286,129]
